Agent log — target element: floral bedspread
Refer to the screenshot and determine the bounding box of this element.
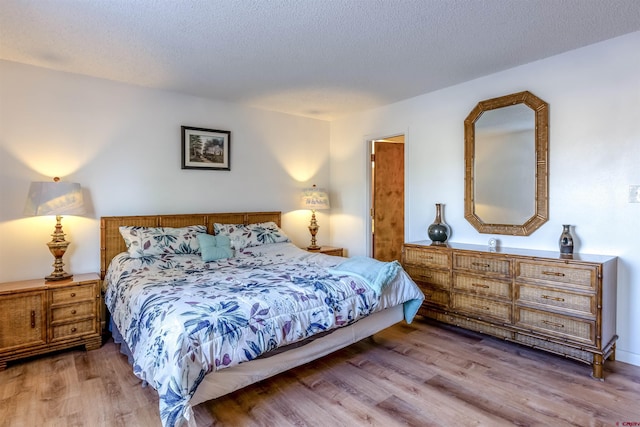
[104,242,423,427]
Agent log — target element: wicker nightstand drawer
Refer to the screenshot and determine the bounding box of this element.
[404,265,450,288]
[50,301,95,322]
[453,254,511,277]
[51,319,96,341]
[516,285,595,317]
[51,284,95,304]
[516,261,596,290]
[403,246,450,268]
[453,273,511,299]
[451,292,511,323]
[516,307,595,345]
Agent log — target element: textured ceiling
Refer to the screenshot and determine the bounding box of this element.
[1,0,638,120]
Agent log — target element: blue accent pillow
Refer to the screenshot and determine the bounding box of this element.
[197,234,233,262]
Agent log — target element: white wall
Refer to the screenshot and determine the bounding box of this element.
[1,32,637,367]
[0,60,331,282]
[329,32,640,366]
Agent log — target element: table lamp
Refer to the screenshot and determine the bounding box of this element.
[300,184,330,250]
[24,177,86,281]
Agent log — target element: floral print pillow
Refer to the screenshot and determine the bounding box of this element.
[213,221,290,250]
[119,225,206,258]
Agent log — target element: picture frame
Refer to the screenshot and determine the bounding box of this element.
[181,126,231,170]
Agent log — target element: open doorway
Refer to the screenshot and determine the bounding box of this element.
[370,135,405,261]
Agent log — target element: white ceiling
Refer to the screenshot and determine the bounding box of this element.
[1,0,639,120]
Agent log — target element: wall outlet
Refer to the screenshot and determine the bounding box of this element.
[629,185,640,203]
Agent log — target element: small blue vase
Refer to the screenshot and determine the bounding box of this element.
[559,224,574,254]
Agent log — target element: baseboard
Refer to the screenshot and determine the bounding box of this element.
[616,349,640,367]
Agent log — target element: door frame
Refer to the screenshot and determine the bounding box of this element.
[364,129,410,257]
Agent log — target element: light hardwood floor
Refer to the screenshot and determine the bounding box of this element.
[1,317,639,427]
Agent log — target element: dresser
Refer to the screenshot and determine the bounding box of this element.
[402,241,617,379]
[0,273,102,370]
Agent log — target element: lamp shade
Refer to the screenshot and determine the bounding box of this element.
[24,179,86,216]
[300,185,330,210]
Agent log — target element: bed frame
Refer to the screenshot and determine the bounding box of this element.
[99,211,404,422]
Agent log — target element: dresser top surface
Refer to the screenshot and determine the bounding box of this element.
[406,241,617,263]
[0,273,100,294]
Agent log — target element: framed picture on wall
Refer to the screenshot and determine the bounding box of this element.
[181,126,231,170]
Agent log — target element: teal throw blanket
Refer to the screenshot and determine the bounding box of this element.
[329,256,423,323]
[329,256,401,294]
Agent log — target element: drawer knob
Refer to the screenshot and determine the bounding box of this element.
[71,309,77,315]
[541,320,564,328]
[472,283,490,289]
[31,310,36,328]
[70,292,76,297]
[542,271,565,277]
[541,295,565,302]
[71,327,77,333]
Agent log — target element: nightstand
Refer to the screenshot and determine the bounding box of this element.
[0,273,102,370]
[306,246,344,257]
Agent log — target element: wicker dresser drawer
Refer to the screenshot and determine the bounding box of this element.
[50,301,95,322]
[51,284,95,304]
[451,292,511,323]
[517,285,594,317]
[420,285,450,308]
[453,254,511,277]
[404,265,450,288]
[453,273,511,299]
[516,261,596,290]
[404,246,450,268]
[516,307,594,345]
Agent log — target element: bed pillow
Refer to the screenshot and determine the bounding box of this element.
[213,221,290,249]
[119,225,206,258]
[197,234,233,262]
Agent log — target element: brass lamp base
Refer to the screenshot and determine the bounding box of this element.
[45,215,73,282]
[307,210,321,251]
[45,271,72,282]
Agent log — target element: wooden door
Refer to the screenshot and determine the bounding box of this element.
[372,139,404,261]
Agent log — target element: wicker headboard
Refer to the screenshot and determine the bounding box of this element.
[100,211,281,279]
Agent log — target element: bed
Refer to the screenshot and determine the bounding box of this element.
[100,211,424,427]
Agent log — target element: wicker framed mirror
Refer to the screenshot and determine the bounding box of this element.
[464,91,549,236]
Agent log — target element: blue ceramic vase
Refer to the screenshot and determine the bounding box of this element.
[428,203,450,244]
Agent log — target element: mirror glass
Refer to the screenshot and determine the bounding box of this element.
[464,91,548,236]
